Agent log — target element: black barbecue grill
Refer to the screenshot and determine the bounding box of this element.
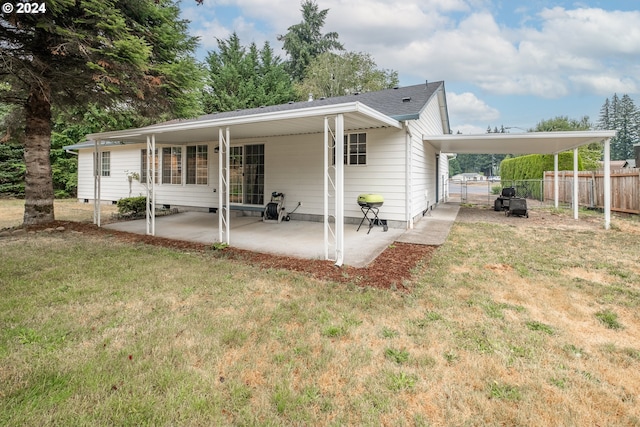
[494,187,516,211]
[357,194,388,233]
[494,187,529,218]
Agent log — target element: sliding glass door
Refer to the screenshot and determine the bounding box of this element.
[228,144,264,205]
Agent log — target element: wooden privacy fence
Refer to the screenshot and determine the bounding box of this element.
[543,169,640,214]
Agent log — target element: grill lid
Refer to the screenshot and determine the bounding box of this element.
[358,194,384,205]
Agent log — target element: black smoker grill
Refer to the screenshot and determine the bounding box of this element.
[357,194,388,233]
[494,187,516,211]
[494,187,528,218]
[506,197,529,218]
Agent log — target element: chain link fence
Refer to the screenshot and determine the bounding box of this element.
[447,179,576,209]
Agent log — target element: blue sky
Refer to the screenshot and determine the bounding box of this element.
[180,0,640,134]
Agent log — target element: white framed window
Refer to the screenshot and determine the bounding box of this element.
[347,133,367,165]
[333,132,367,165]
[186,145,208,185]
[162,147,182,185]
[100,151,110,177]
[141,149,159,184]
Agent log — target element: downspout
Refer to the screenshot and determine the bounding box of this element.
[405,123,413,229]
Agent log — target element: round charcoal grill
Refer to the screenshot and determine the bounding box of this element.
[357,194,384,208]
[357,194,387,233]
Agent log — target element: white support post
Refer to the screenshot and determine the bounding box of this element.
[324,117,337,262]
[554,153,559,209]
[405,125,413,229]
[335,114,344,267]
[603,138,611,230]
[93,140,101,226]
[146,135,156,235]
[573,148,579,220]
[324,117,331,261]
[218,127,230,245]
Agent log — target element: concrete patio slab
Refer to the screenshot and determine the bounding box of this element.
[104,212,405,268]
[102,203,460,267]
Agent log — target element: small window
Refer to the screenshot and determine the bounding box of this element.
[347,133,366,165]
[101,151,110,177]
[333,132,367,165]
[162,147,182,185]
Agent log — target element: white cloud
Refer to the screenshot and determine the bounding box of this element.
[183,0,640,129]
[570,74,639,96]
[447,92,500,125]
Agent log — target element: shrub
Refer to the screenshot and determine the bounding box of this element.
[117,196,147,216]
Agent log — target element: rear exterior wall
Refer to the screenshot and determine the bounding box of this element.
[75,126,410,224]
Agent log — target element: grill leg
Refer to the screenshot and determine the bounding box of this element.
[367,207,380,234]
[357,206,370,232]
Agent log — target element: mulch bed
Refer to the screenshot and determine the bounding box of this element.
[21,221,438,291]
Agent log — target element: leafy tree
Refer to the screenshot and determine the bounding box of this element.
[597,94,639,160]
[532,116,591,132]
[277,0,344,82]
[1,0,202,225]
[295,51,398,99]
[203,33,294,112]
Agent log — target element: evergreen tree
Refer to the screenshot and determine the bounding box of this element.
[203,33,294,113]
[597,94,640,160]
[1,0,202,224]
[277,0,344,82]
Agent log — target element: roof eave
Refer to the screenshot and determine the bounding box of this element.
[86,101,401,142]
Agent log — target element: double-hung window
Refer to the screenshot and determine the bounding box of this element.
[186,145,208,185]
[162,147,182,185]
[141,149,159,184]
[100,151,111,177]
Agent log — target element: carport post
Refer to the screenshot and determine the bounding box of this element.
[604,138,611,229]
[573,148,579,220]
[554,153,559,209]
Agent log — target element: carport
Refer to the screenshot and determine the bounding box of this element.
[423,130,617,229]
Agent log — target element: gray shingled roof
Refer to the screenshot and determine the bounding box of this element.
[164,81,444,125]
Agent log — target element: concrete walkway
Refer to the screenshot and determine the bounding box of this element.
[397,202,460,245]
[103,203,460,267]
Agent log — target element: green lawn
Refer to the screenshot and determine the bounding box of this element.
[1,208,639,426]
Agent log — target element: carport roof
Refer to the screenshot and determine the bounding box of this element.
[424,130,617,155]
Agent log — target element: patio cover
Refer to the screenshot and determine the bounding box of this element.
[423,130,618,228]
[85,101,402,266]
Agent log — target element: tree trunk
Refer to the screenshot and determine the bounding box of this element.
[23,82,55,225]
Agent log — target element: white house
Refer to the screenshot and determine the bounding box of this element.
[65,80,618,264]
[65,81,452,264]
